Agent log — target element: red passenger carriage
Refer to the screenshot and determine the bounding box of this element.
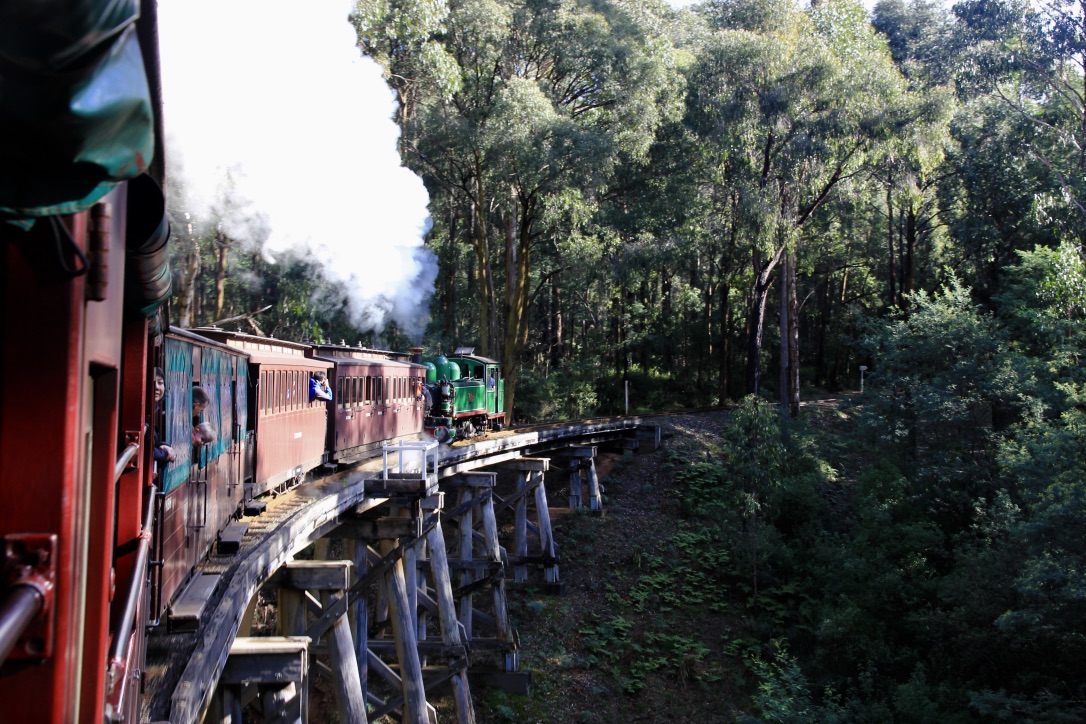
[155,329,250,618]
[193,329,332,498]
[309,343,428,463]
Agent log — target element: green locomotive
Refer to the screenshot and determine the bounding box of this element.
[424,347,506,442]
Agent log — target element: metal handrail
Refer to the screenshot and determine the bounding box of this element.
[106,483,156,690]
[0,585,44,665]
[113,442,140,483]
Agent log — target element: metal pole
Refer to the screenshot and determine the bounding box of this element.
[0,586,44,664]
[625,380,629,415]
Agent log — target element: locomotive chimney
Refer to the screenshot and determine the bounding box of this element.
[410,347,424,365]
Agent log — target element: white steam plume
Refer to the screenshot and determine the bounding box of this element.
[157,0,435,336]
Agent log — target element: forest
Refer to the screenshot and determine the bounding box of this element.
[167,0,1086,718]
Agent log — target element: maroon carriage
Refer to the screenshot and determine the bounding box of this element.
[194,330,332,498]
[155,329,250,618]
[308,343,428,464]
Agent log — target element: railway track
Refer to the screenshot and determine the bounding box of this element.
[144,415,659,723]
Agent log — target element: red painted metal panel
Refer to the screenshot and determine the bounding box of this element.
[330,363,424,461]
[252,363,329,496]
[0,214,88,721]
[158,484,195,612]
[79,189,131,724]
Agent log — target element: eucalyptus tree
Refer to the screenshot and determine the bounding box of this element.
[954,0,1086,230]
[869,0,956,309]
[408,0,684,418]
[689,0,912,415]
[353,0,462,130]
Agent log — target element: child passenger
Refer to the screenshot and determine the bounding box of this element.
[192,385,217,445]
[310,371,333,402]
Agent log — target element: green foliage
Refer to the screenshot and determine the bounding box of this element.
[514,361,600,421]
[743,643,848,723]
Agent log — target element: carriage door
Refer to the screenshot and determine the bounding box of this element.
[485,364,498,416]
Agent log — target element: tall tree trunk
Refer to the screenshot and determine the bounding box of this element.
[214,230,229,321]
[661,273,673,369]
[745,245,784,395]
[501,193,533,423]
[550,281,564,369]
[779,253,800,418]
[704,250,715,392]
[814,275,831,388]
[175,233,200,328]
[719,283,731,403]
[470,174,494,356]
[639,276,651,374]
[443,203,461,343]
[902,203,917,304]
[886,173,897,308]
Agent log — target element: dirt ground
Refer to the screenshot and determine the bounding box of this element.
[458,411,748,723]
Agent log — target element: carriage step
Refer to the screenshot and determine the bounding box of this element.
[218,521,249,555]
[244,499,267,516]
[169,574,222,632]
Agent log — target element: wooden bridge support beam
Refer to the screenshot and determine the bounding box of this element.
[489,459,558,586]
[332,498,476,724]
[209,636,311,724]
[445,473,516,670]
[426,516,476,724]
[558,448,600,511]
[272,561,367,724]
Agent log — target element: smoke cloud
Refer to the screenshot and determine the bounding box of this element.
[158,0,435,336]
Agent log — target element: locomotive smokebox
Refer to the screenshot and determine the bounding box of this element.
[410,346,424,365]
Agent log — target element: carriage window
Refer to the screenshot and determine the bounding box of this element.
[337,376,344,409]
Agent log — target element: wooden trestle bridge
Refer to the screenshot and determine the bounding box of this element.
[145,417,663,724]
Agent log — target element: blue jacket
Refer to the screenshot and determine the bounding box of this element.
[310,377,333,401]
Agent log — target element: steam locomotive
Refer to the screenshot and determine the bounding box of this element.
[423,347,507,442]
[0,3,508,721]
